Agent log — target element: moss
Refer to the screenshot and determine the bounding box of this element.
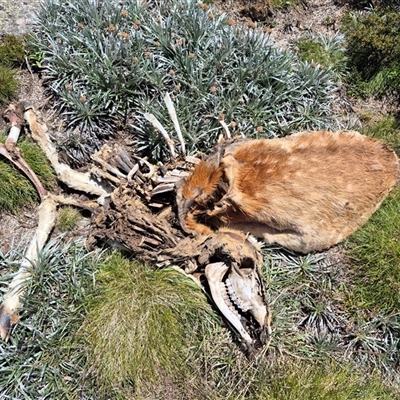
[0,34,26,68]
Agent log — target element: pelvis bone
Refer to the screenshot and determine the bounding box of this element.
[178,130,399,253]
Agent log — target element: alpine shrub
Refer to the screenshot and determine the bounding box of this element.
[32,0,338,164]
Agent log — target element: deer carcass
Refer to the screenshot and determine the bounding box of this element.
[177,130,399,253]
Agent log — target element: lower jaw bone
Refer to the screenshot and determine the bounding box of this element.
[205,262,254,350]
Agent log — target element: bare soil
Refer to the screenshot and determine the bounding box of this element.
[215,0,350,48]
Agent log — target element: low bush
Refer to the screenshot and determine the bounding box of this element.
[32,0,339,164]
[342,10,400,102]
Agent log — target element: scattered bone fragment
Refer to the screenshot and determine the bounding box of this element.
[0,195,57,340]
[144,112,177,159]
[164,92,186,156]
[1,106,47,198]
[22,101,110,199]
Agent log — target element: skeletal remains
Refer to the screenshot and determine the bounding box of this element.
[0,96,398,354]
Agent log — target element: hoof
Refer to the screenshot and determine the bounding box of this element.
[0,305,20,341]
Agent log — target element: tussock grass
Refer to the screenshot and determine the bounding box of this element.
[81,252,221,398]
[0,35,26,68]
[0,34,26,104]
[1,242,397,399]
[0,135,56,213]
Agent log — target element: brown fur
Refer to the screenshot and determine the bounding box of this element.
[178,130,399,253]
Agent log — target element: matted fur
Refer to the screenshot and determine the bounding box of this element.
[178,130,399,253]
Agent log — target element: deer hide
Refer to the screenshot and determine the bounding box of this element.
[177,130,399,253]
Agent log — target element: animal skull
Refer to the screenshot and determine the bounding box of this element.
[195,228,271,351]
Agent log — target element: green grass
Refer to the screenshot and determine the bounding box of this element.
[362,115,400,153]
[0,65,18,104]
[57,206,81,231]
[251,359,395,400]
[345,117,400,314]
[0,135,57,213]
[0,35,26,68]
[294,32,347,80]
[80,252,221,399]
[0,34,26,104]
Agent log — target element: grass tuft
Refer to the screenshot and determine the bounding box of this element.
[0,35,26,68]
[0,34,26,104]
[80,252,220,398]
[57,206,81,231]
[0,65,18,104]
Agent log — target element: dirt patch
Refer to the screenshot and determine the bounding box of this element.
[214,0,350,49]
[0,0,41,37]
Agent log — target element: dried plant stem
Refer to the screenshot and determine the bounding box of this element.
[164,92,186,156]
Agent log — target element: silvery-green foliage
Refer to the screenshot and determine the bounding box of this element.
[0,239,102,399]
[33,0,339,163]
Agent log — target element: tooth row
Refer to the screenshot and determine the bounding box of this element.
[220,282,240,317]
[225,279,249,312]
